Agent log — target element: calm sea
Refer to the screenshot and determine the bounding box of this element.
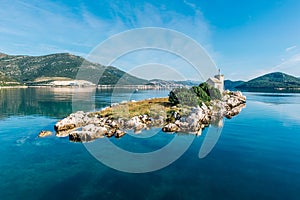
[0,88,300,200]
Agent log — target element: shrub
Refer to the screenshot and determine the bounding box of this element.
[168,82,222,106]
[191,86,210,102]
[199,82,221,100]
[168,87,199,106]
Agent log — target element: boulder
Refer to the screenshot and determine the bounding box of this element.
[69,130,103,143]
[225,104,246,118]
[162,123,179,132]
[152,116,165,126]
[68,124,108,142]
[54,111,86,131]
[115,130,126,138]
[134,122,145,132]
[106,128,116,137]
[38,130,52,138]
[139,115,152,124]
[126,116,141,128]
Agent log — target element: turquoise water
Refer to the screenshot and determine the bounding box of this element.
[0,88,300,199]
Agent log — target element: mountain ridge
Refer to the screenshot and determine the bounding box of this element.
[0,52,148,85]
[236,72,300,92]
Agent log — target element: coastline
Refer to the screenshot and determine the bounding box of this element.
[0,84,186,90]
[0,85,28,89]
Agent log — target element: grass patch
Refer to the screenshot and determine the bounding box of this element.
[95,97,183,119]
[92,97,195,122]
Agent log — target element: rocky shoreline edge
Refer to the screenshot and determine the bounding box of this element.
[41,90,246,142]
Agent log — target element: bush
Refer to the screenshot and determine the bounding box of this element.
[199,82,221,100]
[168,82,222,106]
[191,86,210,102]
[169,87,199,107]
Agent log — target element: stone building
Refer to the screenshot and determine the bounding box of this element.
[206,70,224,92]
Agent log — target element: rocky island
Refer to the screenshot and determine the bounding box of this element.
[53,84,246,142]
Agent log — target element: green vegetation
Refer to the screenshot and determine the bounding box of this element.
[0,52,148,85]
[0,72,22,86]
[168,82,221,106]
[236,72,300,92]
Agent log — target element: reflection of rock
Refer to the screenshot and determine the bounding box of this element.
[225,103,246,119]
[38,130,52,137]
[56,130,73,137]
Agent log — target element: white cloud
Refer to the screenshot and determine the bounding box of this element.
[272,53,300,75]
[285,45,297,52]
[0,0,126,55]
[0,0,218,82]
[106,1,211,45]
[241,53,300,80]
[183,0,197,10]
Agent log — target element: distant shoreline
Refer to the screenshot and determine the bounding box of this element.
[238,88,300,93]
[0,85,28,89]
[0,84,180,90]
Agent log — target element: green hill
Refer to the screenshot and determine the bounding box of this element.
[0,52,148,85]
[236,72,300,92]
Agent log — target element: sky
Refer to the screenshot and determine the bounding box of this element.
[1,0,300,80]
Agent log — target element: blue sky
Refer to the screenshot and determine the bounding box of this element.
[1,0,300,80]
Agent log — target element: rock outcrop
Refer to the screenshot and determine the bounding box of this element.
[161,90,246,133]
[38,130,52,137]
[53,90,246,142]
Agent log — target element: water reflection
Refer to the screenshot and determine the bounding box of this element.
[0,88,170,119]
[245,92,300,105]
[0,88,96,118]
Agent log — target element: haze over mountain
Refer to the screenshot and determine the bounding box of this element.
[0,52,148,86]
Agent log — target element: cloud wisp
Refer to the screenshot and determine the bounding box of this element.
[285,45,297,52]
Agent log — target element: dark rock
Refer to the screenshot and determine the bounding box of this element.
[162,123,179,132]
[115,130,126,138]
[106,128,116,137]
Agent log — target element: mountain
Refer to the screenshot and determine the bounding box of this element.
[173,80,201,86]
[148,79,201,88]
[0,52,148,85]
[236,72,300,92]
[224,80,245,90]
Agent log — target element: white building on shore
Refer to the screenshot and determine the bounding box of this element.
[206,69,224,92]
[50,80,95,87]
